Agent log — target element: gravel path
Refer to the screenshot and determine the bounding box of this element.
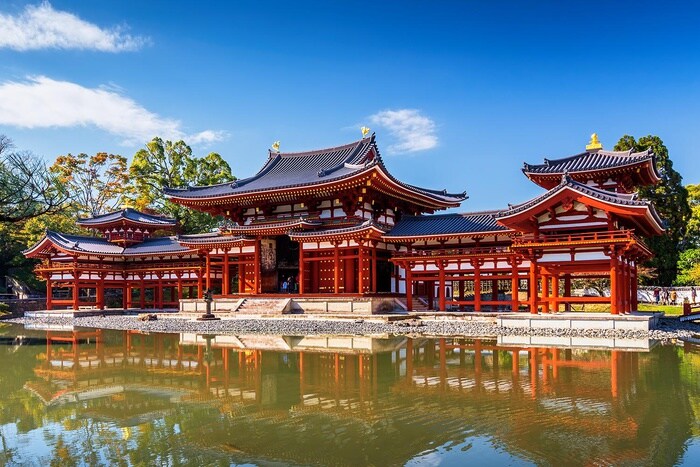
[8,315,700,343]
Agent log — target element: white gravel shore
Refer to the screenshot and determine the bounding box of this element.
[7,315,700,343]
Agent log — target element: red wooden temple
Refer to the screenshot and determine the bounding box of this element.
[25,133,663,314]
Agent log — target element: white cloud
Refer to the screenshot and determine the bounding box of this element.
[0,2,148,52]
[0,76,226,145]
[369,109,438,154]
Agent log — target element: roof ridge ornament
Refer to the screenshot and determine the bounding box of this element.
[586,133,603,151]
[361,126,370,138]
[271,141,281,153]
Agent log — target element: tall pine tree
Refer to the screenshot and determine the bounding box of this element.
[614,135,690,285]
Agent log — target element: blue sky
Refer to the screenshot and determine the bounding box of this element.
[0,0,698,212]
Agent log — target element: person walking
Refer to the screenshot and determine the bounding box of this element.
[653,287,660,305]
[670,288,678,306]
[692,287,697,305]
[281,279,288,294]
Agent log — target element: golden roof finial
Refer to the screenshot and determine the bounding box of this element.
[361,126,370,138]
[586,133,603,151]
[271,141,280,153]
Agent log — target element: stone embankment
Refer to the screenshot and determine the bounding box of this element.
[8,315,700,343]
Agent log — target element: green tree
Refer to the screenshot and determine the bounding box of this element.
[50,152,130,217]
[676,248,700,285]
[0,135,67,223]
[128,137,234,233]
[686,183,700,247]
[614,135,691,285]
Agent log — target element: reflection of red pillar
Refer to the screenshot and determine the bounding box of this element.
[611,350,619,399]
[439,338,447,389]
[529,349,537,398]
[299,352,305,395]
[552,348,559,380]
[406,338,413,381]
[474,339,482,389]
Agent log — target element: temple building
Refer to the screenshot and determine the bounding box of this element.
[25,133,664,314]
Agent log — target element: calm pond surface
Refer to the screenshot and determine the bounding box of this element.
[1,324,700,466]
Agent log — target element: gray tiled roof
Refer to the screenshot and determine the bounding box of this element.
[497,174,658,218]
[177,232,253,245]
[37,231,191,256]
[384,211,508,238]
[78,208,177,227]
[288,220,387,239]
[523,148,655,175]
[163,135,466,204]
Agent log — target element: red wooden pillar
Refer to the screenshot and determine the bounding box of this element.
[631,262,638,311]
[473,262,481,312]
[298,244,305,295]
[371,245,378,293]
[140,278,146,309]
[126,282,132,308]
[205,251,211,292]
[438,261,446,311]
[529,259,538,314]
[551,274,559,312]
[312,256,319,293]
[405,263,413,311]
[254,238,261,294]
[610,255,619,315]
[46,277,53,310]
[459,279,466,312]
[511,261,519,312]
[239,263,246,294]
[358,243,365,294]
[333,242,340,294]
[156,278,162,309]
[223,252,230,295]
[197,269,203,298]
[97,278,105,310]
[73,281,80,310]
[427,280,434,310]
[564,274,572,312]
[541,272,549,313]
[177,276,183,300]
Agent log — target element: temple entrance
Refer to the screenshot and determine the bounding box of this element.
[261,236,300,293]
[376,258,393,293]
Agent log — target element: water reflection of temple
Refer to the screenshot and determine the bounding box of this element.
[24,330,688,465]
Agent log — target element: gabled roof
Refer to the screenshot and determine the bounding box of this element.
[522,148,660,189]
[163,135,466,209]
[288,219,387,241]
[497,174,665,235]
[77,208,177,229]
[383,211,509,241]
[176,232,254,247]
[24,231,192,258]
[523,148,655,174]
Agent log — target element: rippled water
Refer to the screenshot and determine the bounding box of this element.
[2,323,700,466]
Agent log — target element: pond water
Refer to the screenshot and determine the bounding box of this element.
[1,323,700,466]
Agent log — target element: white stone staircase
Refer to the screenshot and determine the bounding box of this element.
[235,297,291,314]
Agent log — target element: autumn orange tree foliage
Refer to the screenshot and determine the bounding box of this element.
[50,152,130,217]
